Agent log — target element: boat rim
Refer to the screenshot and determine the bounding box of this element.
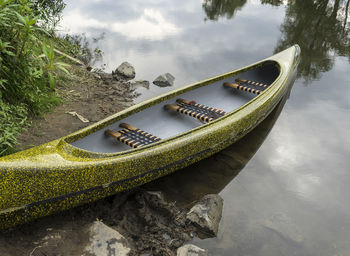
[57,46,297,159]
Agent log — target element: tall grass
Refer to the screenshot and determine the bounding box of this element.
[0,0,67,156]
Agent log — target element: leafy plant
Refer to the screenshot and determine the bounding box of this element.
[0,100,27,156]
[0,0,68,156]
[40,43,70,88]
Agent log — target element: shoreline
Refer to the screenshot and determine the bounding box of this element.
[5,62,221,256]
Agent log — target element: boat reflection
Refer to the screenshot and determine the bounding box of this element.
[143,86,294,208]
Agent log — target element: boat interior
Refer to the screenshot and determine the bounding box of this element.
[70,60,280,153]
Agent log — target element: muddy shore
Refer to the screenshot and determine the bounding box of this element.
[1,63,221,256]
[16,65,139,150]
[0,188,218,256]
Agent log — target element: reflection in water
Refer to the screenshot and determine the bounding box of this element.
[202,0,247,21]
[202,0,350,84]
[260,0,284,6]
[108,9,181,40]
[61,8,181,40]
[274,0,350,83]
[144,92,291,208]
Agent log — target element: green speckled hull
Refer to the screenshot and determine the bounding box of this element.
[0,45,300,229]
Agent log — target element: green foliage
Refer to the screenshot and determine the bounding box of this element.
[40,43,70,88]
[0,101,27,156]
[0,0,67,156]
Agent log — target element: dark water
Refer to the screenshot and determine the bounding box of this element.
[60,1,350,255]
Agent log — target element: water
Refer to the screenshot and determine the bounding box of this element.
[60,1,350,255]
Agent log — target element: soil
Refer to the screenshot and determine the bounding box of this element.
[0,189,198,256]
[17,65,140,150]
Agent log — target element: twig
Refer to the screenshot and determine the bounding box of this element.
[53,49,84,66]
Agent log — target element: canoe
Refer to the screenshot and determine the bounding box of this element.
[0,45,300,229]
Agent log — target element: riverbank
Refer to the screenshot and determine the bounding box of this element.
[2,62,222,256]
[16,63,139,150]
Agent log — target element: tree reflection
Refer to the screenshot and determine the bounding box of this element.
[260,0,283,6]
[202,0,350,84]
[274,0,350,83]
[202,0,247,21]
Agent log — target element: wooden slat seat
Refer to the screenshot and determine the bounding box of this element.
[235,78,269,88]
[223,82,262,95]
[223,78,270,95]
[105,123,161,148]
[224,77,270,95]
[164,98,226,123]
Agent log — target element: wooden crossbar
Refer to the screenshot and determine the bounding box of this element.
[105,123,161,148]
[165,104,214,122]
[164,99,225,123]
[223,82,261,95]
[176,98,225,115]
[235,78,268,88]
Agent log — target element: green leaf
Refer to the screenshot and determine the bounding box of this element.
[14,11,26,25]
[48,73,56,89]
[57,65,70,74]
[56,61,70,67]
[35,26,51,36]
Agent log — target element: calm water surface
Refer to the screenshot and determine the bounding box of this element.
[61,1,350,255]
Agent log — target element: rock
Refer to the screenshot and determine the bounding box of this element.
[113,62,136,81]
[177,244,209,256]
[130,80,150,89]
[85,220,131,256]
[262,213,304,244]
[95,71,114,84]
[153,73,175,87]
[186,194,223,237]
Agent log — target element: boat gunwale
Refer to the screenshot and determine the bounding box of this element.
[59,59,285,159]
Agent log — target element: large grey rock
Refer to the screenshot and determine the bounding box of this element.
[114,62,135,80]
[177,244,209,256]
[186,194,223,237]
[85,220,131,256]
[153,73,175,87]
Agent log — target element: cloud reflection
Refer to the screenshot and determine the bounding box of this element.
[60,8,181,40]
[110,9,181,40]
[59,10,105,34]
